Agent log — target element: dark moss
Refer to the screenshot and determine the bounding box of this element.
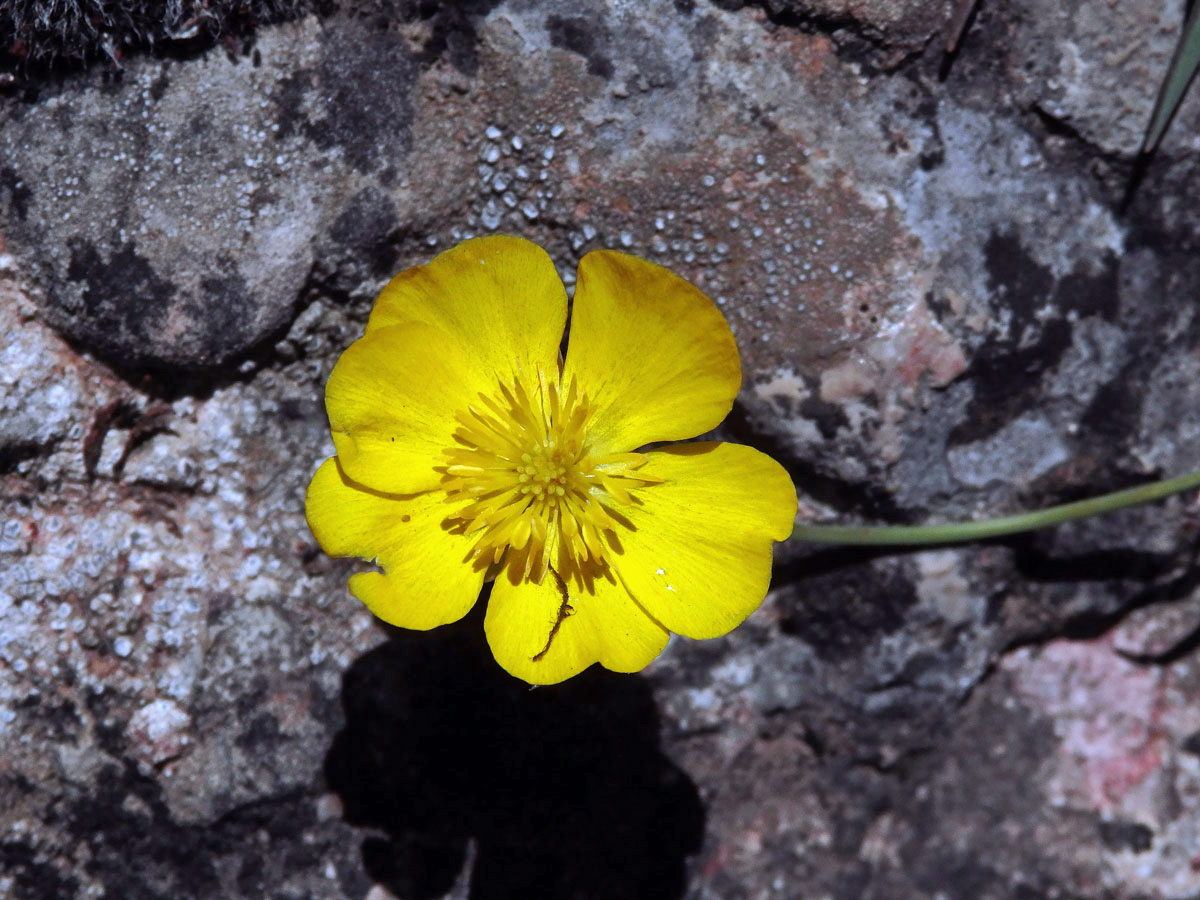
[0,841,79,900]
[329,188,400,277]
[946,231,1079,446]
[58,756,324,900]
[271,17,419,174]
[303,21,418,174]
[1078,370,1143,444]
[16,695,83,744]
[234,711,283,751]
[196,270,254,350]
[65,239,177,358]
[983,230,1055,331]
[1054,253,1119,321]
[547,13,615,80]
[415,0,506,75]
[0,0,318,81]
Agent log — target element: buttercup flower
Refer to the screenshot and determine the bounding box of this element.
[306,236,797,684]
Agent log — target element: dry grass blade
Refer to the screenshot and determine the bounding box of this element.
[945,0,980,54]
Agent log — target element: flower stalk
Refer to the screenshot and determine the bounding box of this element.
[792,468,1200,547]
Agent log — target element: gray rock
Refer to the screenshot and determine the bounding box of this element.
[1003,0,1200,157]
[0,14,419,370]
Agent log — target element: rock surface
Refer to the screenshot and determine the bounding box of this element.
[4,1,1200,898]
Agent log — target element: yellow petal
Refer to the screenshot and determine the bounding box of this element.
[612,442,796,639]
[563,250,741,455]
[325,322,488,494]
[305,457,484,630]
[367,235,566,381]
[484,562,669,685]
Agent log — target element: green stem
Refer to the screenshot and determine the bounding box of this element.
[791,468,1200,546]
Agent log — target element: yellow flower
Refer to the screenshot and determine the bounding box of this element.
[305,235,797,684]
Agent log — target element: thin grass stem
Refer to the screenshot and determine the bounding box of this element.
[791,469,1200,546]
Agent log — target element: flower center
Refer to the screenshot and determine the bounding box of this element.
[441,367,660,583]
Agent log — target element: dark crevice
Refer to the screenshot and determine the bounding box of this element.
[209,787,312,829]
[1011,540,1184,588]
[1112,563,1200,667]
[1027,102,1123,164]
[0,439,52,475]
[1023,103,1160,212]
[1119,618,1200,667]
[1001,533,1200,654]
[728,397,922,528]
[774,521,1200,677]
[938,0,981,76]
[50,300,305,404]
[715,0,933,73]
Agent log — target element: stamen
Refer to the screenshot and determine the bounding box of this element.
[441,370,657,582]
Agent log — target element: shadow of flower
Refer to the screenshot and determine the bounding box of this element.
[324,597,705,900]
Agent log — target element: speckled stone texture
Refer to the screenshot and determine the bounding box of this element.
[3,1,1200,898]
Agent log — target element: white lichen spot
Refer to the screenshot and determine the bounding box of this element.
[128,699,190,765]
